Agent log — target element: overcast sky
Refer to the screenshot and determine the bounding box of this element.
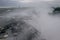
[0,0,60,8]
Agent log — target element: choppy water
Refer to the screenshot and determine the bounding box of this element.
[0,1,60,40]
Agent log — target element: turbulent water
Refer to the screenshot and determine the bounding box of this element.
[0,1,60,40]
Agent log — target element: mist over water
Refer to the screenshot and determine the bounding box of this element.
[15,2,60,40]
[32,2,60,40]
[0,1,60,40]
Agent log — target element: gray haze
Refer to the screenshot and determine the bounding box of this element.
[0,0,60,40]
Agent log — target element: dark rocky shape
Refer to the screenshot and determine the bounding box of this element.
[0,18,18,39]
[52,7,60,14]
[53,7,60,12]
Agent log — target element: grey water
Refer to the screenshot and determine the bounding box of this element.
[0,1,60,40]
